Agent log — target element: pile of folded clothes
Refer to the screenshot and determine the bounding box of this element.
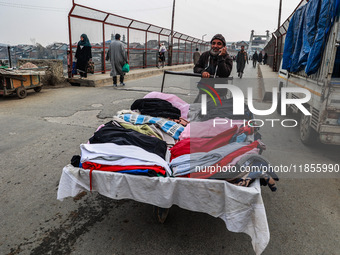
[71,91,278,191]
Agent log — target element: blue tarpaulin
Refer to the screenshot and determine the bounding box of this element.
[282,0,340,75]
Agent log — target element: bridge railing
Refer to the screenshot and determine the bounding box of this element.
[68,3,210,77]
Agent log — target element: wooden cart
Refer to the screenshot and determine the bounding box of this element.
[0,68,45,99]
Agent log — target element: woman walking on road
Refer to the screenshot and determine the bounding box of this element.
[75,34,92,79]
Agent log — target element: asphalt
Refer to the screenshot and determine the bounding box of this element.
[1,63,339,255]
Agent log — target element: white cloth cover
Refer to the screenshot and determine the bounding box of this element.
[57,164,269,255]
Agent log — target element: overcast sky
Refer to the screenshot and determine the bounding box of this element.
[0,0,302,46]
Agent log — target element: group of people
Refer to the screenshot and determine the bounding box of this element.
[75,33,127,86]
[75,32,267,86]
[251,51,268,68]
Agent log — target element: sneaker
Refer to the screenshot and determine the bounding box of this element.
[113,83,117,87]
[120,82,125,86]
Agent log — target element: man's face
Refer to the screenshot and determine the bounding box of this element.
[211,39,224,52]
[241,46,245,50]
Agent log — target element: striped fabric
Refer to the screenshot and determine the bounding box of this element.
[117,114,184,140]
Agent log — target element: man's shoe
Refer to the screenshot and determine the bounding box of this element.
[113,83,117,87]
[120,82,125,86]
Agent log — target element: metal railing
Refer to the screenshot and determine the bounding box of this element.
[264,0,309,72]
[68,3,210,77]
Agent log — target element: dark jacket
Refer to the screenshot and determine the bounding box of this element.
[258,52,263,62]
[75,45,92,72]
[236,50,248,72]
[194,51,233,77]
[252,52,258,61]
[89,121,167,159]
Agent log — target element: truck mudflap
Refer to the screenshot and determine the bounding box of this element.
[319,125,340,145]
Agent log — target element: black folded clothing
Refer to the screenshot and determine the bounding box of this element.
[88,121,167,159]
[131,98,181,119]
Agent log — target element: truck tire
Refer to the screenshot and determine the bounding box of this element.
[277,89,282,114]
[277,82,283,114]
[277,83,293,116]
[299,114,318,145]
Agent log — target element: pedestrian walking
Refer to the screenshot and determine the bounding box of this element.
[263,52,268,65]
[236,45,248,78]
[252,51,258,68]
[258,51,263,65]
[158,43,167,68]
[193,48,200,65]
[75,34,92,79]
[106,33,128,87]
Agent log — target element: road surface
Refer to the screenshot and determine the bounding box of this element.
[0,63,339,255]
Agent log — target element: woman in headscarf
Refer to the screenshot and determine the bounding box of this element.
[75,34,92,78]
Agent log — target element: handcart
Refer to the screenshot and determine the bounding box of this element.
[57,70,275,255]
[0,67,46,99]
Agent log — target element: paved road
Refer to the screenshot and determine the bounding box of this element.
[0,63,339,255]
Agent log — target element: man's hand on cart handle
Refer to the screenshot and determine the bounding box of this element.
[202,71,210,78]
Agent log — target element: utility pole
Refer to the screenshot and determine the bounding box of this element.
[277,0,282,30]
[7,46,12,68]
[169,0,175,66]
[274,0,283,72]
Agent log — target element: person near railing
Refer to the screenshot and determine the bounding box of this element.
[263,52,268,65]
[158,43,167,68]
[75,34,92,79]
[258,51,263,65]
[106,33,128,87]
[193,48,201,65]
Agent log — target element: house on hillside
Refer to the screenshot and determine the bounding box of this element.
[47,43,68,60]
[236,41,249,50]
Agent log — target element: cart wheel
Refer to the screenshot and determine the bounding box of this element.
[16,87,27,99]
[153,206,169,224]
[34,86,42,92]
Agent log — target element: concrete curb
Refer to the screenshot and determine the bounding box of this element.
[67,64,194,87]
[257,65,266,101]
[258,64,278,102]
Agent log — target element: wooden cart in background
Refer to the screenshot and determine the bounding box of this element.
[0,68,46,99]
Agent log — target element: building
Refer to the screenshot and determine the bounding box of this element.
[248,30,271,56]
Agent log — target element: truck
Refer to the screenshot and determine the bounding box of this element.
[276,0,340,145]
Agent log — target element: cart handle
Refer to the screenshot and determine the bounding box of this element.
[161,70,233,92]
